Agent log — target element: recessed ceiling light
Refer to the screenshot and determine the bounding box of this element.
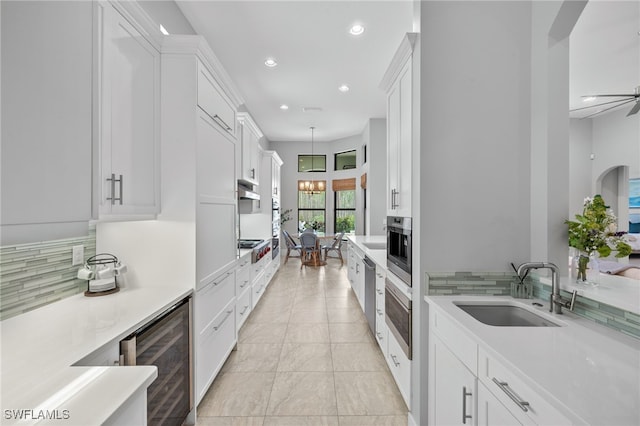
[264,58,278,68]
[159,24,169,35]
[349,24,365,36]
[338,84,350,93]
[280,104,289,110]
[583,96,597,102]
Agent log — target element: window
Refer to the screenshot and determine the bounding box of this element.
[334,150,356,170]
[298,155,326,172]
[298,182,326,233]
[333,178,356,234]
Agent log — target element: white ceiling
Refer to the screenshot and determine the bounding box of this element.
[175,1,639,141]
[176,0,414,142]
[569,0,640,119]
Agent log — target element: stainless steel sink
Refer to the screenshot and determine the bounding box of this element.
[455,303,560,327]
[362,241,386,250]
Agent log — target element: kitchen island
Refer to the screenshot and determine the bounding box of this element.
[1,285,192,425]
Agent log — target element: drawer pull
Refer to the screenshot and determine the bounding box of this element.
[377,289,384,295]
[492,377,530,412]
[240,305,249,315]
[462,386,472,424]
[390,354,400,367]
[239,280,249,289]
[376,332,384,340]
[213,309,234,331]
[213,114,232,132]
[376,309,383,316]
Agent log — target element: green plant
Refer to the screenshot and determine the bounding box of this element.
[336,215,355,233]
[280,209,292,226]
[565,195,632,258]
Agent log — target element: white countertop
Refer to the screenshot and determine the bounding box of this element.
[0,285,192,425]
[346,235,387,269]
[553,272,640,315]
[424,295,640,425]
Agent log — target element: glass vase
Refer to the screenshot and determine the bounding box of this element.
[575,251,599,285]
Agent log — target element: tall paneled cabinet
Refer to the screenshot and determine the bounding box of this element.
[159,35,242,405]
[380,33,417,218]
[96,2,160,220]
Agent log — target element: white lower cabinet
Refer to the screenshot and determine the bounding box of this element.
[477,382,522,426]
[431,335,477,426]
[195,268,236,405]
[428,301,573,426]
[387,332,411,408]
[374,266,388,355]
[236,288,252,331]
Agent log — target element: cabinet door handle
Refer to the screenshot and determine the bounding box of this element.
[492,378,530,412]
[106,174,123,205]
[376,332,384,340]
[390,354,400,367]
[377,289,384,295]
[462,386,473,424]
[250,168,255,179]
[376,308,383,315]
[212,114,232,132]
[213,309,234,331]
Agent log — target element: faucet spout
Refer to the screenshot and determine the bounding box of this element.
[516,262,562,314]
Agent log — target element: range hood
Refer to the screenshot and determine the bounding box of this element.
[238,181,260,201]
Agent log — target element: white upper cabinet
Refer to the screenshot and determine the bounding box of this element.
[0,1,93,244]
[272,154,283,200]
[97,3,160,219]
[237,113,263,186]
[380,33,417,218]
[197,62,236,137]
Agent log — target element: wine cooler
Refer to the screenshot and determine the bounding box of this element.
[120,297,193,425]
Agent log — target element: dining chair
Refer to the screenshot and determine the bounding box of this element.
[282,230,302,264]
[322,232,345,264]
[299,231,320,268]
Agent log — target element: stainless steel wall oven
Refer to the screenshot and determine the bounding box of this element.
[385,279,412,359]
[387,216,412,286]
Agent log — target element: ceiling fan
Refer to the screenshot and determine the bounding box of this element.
[570,86,640,119]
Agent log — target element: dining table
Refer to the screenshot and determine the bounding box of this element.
[296,233,334,267]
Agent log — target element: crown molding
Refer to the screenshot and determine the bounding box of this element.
[379,32,418,92]
[237,112,264,140]
[160,35,245,109]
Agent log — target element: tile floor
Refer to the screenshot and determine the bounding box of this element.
[196,256,408,426]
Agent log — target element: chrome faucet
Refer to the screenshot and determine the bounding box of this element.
[516,262,577,314]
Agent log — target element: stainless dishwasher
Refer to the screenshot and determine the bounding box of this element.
[363,256,376,333]
[120,296,193,426]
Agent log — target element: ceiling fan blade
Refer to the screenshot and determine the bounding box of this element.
[627,101,640,117]
[581,99,636,119]
[570,97,634,113]
[582,94,637,98]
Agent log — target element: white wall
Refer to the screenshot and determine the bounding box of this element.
[269,132,364,236]
[418,0,534,272]
[569,118,593,216]
[362,118,387,236]
[593,108,640,181]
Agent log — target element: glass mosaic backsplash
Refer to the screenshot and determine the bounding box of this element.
[426,271,640,339]
[0,230,96,321]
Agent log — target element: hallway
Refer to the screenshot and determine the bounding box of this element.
[196,257,408,426]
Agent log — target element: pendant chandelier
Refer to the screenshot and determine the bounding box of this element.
[299,126,325,194]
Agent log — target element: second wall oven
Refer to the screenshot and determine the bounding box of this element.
[385,278,412,359]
